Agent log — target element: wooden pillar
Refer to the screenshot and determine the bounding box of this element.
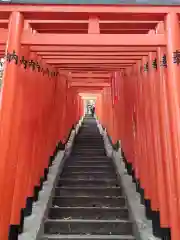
[0,12,24,240]
[133,62,143,189]
[9,46,31,234]
[159,13,180,240]
[148,38,169,236]
[135,60,146,193]
[165,13,180,188]
[60,78,68,145]
[140,57,155,207]
[110,73,118,146]
[156,45,177,239]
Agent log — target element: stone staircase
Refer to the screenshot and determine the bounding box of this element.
[39,117,135,240]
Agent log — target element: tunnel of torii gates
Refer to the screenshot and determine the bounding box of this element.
[1,3,180,240]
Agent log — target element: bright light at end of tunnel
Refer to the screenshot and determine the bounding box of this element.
[79,93,99,100]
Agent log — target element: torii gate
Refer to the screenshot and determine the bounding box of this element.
[0,4,179,240]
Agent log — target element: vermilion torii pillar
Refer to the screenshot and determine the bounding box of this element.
[149,44,169,230]
[0,12,24,240]
[165,12,180,240]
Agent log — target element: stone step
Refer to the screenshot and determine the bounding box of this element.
[73,145,105,149]
[52,196,126,207]
[66,156,111,162]
[44,219,133,235]
[73,142,104,145]
[74,139,103,142]
[48,207,129,220]
[58,178,119,187]
[41,234,135,240]
[72,148,105,151]
[54,186,122,197]
[72,154,106,157]
[75,136,103,139]
[59,173,117,180]
[64,161,112,167]
[61,172,116,179]
[63,163,113,168]
[63,166,115,173]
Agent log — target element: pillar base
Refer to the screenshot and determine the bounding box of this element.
[24,197,33,217]
[121,152,128,170]
[145,203,171,239]
[139,187,145,205]
[124,159,129,171]
[161,228,171,240]
[122,153,133,177]
[33,185,40,202]
[151,211,162,238]
[48,155,54,167]
[58,141,66,151]
[135,179,140,193]
[44,168,49,182]
[39,177,44,191]
[126,161,133,175]
[9,225,19,240]
[121,149,125,158]
[18,208,25,234]
[131,168,136,183]
[112,141,120,152]
[151,211,171,239]
[122,154,145,205]
[144,199,153,219]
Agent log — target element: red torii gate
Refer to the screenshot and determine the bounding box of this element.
[0,4,179,240]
